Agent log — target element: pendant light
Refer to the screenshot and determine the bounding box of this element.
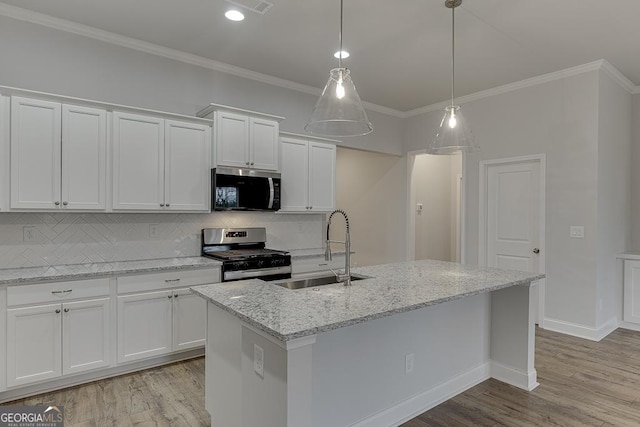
[428,0,478,154]
[305,0,373,137]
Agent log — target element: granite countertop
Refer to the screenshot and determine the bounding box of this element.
[0,257,221,285]
[192,259,544,342]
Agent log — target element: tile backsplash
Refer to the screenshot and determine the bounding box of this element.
[0,212,323,269]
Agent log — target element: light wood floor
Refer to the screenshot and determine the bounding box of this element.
[5,327,640,426]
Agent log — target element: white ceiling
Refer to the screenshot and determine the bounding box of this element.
[1,0,639,112]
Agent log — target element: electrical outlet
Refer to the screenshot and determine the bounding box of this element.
[405,353,414,374]
[570,226,585,239]
[23,226,37,242]
[149,224,159,238]
[254,344,264,378]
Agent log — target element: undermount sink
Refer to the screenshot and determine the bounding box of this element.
[271,273,372,290]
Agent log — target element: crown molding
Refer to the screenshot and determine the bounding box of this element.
[599,59,636,93]
[633,86,640,95]
[0,3,405,118]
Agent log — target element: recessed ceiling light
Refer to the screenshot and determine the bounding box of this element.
[225,9,245,21]
[334,50,350,59]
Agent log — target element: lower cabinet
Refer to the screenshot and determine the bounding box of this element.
[6,296,111,388]
[624,260,640,324]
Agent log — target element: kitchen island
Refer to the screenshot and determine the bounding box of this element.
[192,259,543,427]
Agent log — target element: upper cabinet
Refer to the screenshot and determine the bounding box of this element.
[112,111,211,211]
[280,135,336,213]
[10,96,107,210]
[0,95,9,211]
[197,104,284,172]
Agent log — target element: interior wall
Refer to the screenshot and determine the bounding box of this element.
[405,70,601,329]
[631,94,640,250]
[0,16,404,156]
[411,154,457,262]
[596,72,632,328]
[335,147,407,267]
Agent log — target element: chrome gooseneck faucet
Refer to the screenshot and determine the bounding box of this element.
[325,209,351,286]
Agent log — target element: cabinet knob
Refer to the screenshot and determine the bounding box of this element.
[55,309,61,314]
[250,162,254,166]
[533,248,540,254]
[54,201,60,206]
[160,203,165,207]
[166,203,170,207]
[174,294,179,298]
[246,162,250,166]
[168,294,173,299]
[64,308,69,313]
[62,201,68,206]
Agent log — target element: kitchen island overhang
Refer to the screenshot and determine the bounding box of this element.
[192,260,544,427]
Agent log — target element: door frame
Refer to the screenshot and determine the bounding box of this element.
[478,154,546,324]
[406,149,467,264]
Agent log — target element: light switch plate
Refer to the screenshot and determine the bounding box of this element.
[570,226,585,239]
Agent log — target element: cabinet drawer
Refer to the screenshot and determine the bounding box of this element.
[7,277,110,307]
[292,255,346,275]
[117,268,220,294]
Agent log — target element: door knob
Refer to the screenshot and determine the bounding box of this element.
[533,248,540,254]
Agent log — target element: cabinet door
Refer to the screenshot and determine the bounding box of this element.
[10,96,62,209]
[0,95,9,211]
[308,142,336,212]
[117,290,172,363]
[624,260,640,324]
[250,118,279,171]
[62,298,111,375]
[165,120,211,211]
[112,112,165,210]
[280,137,310,212]
[62,104,107,210]
[6,304,62,387]
[216,111,249,168]
[172,288,206,351]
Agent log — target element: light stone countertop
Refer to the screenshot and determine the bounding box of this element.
[191,259,544,342]
[0,257,222,285]
[617,252,640,260]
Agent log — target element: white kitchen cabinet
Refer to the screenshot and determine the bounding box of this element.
[280,136,336,213]
[116,268,219,363]
[5,278,111,388]
[6,303,62,387]
[624,260,640,324]
[215,111,280,171]
[0,95,10,211]
[10,96,107,210]
[112,111,211,211]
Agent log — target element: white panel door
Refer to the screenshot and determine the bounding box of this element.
[215,111,249,168]
[10,96,62,209]
[112,112,165,210]
[6,304,62,387]
[308,141,336,212]
[164,120,211,211]
[280,138,310,212]
[62,298,111,375]
[486,161,541,272]
[117,291,172,363]
[623,260,640,324]
[62,104,107,210]
[172,288,206,351]
[250,118,279,171]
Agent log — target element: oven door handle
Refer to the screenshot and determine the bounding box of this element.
[224,265,291,281]
[267,177,275,210]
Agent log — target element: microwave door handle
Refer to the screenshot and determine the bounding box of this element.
[268,177,275,209]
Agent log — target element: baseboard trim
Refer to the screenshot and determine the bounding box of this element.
[350,363,491,427]
[618,321,640,332]
[543,316,618,341]
[490,361,538,391]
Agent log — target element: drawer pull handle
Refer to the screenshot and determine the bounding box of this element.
[164,279,181,284]
[64,308,69,313]
[51,289,72,296]
[55,309,61,314]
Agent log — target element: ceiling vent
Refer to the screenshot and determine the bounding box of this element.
[224,0,274,15]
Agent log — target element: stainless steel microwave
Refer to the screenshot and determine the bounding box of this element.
[212,167,281,211]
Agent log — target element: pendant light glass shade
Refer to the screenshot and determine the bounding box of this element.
[429,105,478,155]
[305,68,373,137]
[427,0,478,154]
[305,0,373,137]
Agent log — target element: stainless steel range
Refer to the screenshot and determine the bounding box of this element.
[201,228,291,282]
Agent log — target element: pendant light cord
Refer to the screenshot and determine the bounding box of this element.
[339,0,344,69]
[451,4,455,108]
